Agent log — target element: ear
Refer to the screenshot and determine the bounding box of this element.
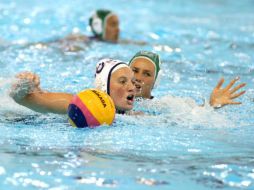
[153,70,162,89]
[91,15,103,35]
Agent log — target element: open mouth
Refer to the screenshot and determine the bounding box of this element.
[134,83,142,95]
[135,83,141,89]
[127,94,134,102]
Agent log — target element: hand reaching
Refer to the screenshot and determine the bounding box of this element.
[209,77,246,108]
[10,71,41,100]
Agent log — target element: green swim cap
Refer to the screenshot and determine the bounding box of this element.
[129,51,161,80]
[89,9,114,40]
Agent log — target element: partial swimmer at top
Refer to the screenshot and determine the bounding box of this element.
[33,9,146,52]
[58,10,120,46]
[129,51,246,108]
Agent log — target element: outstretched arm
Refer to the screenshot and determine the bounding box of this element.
[16,92,73,114]
[20,33,90,52]
[118,39,147,46]
[209,77,246,108]
[10,72,73,114]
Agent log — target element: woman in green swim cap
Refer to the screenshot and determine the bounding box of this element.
[52,9,145,51]
[129,50,246,108]
[89,9,120,43]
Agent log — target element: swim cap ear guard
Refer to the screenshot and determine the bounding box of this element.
[152,54,162,89]
[153,69,162,89]
[89,9,113,40]
[90,15,103,35]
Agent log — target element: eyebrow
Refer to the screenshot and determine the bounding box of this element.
[118,76,128,80]
[143,70,153,73]
[132,67,152,73]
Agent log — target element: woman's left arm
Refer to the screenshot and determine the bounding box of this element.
[209,77,246,108]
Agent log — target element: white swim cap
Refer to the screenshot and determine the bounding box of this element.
[94,59,129,95]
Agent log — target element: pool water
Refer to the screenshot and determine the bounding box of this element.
[0,0,254,189]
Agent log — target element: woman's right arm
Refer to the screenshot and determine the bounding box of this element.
[10,72,73,114]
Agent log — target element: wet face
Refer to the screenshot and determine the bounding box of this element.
[104,14,119,43]
[110,67,135,111]
[130,58,156,98]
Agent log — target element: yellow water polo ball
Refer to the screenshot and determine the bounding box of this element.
[67,89,115,128]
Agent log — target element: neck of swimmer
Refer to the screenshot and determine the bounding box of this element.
[116,109,126,114]
[92,35,118,44]
[136,93,154,99]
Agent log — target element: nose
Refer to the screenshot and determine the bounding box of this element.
[135,78,141,83]
[134,73,144,85]
[134,79,144,87]
[128,80,135,92]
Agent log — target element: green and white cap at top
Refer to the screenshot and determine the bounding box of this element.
[129,51,161,81]
[94,59,129,95]
[89,9,115,40]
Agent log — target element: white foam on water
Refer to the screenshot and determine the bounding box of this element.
[0,77,35,115]
[135,95,235,128]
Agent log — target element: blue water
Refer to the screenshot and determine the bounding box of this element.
[0,0,254,189]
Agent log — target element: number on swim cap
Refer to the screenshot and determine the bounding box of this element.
[96,61,104,74]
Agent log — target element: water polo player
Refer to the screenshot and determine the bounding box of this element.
[129,50,246,108]
[61,9,119,43]
[10,59,136,114]
[47,9,145,51]
[89,10,119,43]
[129,51,161,99]
[94,59,135,113]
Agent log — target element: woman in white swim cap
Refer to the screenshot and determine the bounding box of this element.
[94,59,135,113]
[10,59,135,114]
